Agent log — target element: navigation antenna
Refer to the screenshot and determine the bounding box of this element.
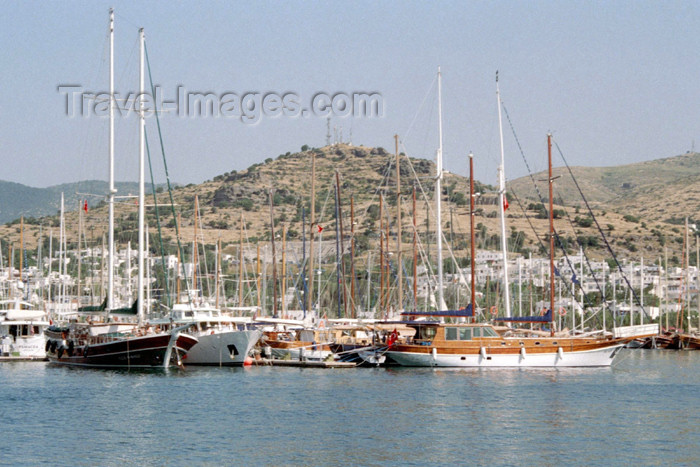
[326,117,331,146]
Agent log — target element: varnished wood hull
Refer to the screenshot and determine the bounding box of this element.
[386,338,628,367]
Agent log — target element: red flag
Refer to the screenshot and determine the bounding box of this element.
[503,197,509,211]
[387,328,399,347]
[317,225,323,233]
[83,200,88,213]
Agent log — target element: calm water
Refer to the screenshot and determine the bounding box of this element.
[1,350,698,466]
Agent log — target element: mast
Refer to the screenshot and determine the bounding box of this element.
[76,207,81,304]
[379,194,385,316]
[302,207,306,317]
[435,67,446,310]
[496,71,511,317]
[412,186,418,312]
[176,213,181,302]
[469,153,476,322]
[282,225,287,318]
[19,216,23,283]
[350,196,356,318]
[335,171,347,317]
[239,212,244,307]
[108,8,116,310]
[136,27,145,324]
[256,243,261,312]
[334,178,342,319]
[193,195,199,298]
[269,190,278,318]
[215,237,221,308]
[548,133,555,336]
[308,151,316,312]
[395,134,403,312]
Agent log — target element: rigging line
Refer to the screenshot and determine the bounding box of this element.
[500,100,592,314]
[144,42,193,306]
[402,74,438,142]
[553,186,609,327]
[552,138,649,321]
[144,127,171,308]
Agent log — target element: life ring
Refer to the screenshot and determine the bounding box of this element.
[490,306,498,316]
[559,307,567,316]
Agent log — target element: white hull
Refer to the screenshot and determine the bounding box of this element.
[184,329,261,366]
[386,344,625,368]
[1,334,47,359]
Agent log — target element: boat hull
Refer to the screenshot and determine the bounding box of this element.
[386,342,626,367]
[47,333,198,369]
[1,334,47,359]
[183,329,262,365]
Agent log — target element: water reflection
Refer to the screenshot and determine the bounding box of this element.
[1,350,698,465]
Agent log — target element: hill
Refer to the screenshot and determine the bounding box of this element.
[0,145,696,269]
[0,180,151,224]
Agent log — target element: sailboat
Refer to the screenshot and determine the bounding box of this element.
[47,13,197,368]
[386,134,641,367]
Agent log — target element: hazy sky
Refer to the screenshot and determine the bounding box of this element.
[1,1,699,189]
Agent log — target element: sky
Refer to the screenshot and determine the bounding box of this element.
[1,0,699,189]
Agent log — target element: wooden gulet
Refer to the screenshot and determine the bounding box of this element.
[384,133,634,367]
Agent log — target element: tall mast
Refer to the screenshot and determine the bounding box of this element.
[548,133,555,336]
[379,194,385,316]
[412,186,417,312]
[137,27,145,324]
[176,213,181,302]
[350,196,356,317]
[395,134,403,312]
[333,178,342,319]
[19,216,23,282]
[269,190,278,318]
[282,225,287,318]
[215,237,221,308]
[496,72,511,317]
[308,152,316,312]
[469,153,476,322]
[335,171,347,317]
[193,195,199,297]
[108,8,116,310]
[435,67,446,310]
[239,212,244,307]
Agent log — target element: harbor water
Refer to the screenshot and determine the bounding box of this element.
[2,350,698,466]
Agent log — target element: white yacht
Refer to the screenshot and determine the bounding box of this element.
[0,299,50,360]
[155,304,262,366]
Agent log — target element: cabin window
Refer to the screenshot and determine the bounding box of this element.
[459,328,472,340]
[482,327,498,337]
[472,328,481,338]
[419,327,436,340]
[445,328,458,340]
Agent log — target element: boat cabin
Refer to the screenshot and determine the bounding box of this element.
[407,322,499,345]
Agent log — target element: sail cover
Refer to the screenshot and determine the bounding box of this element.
[493,308,552,323]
